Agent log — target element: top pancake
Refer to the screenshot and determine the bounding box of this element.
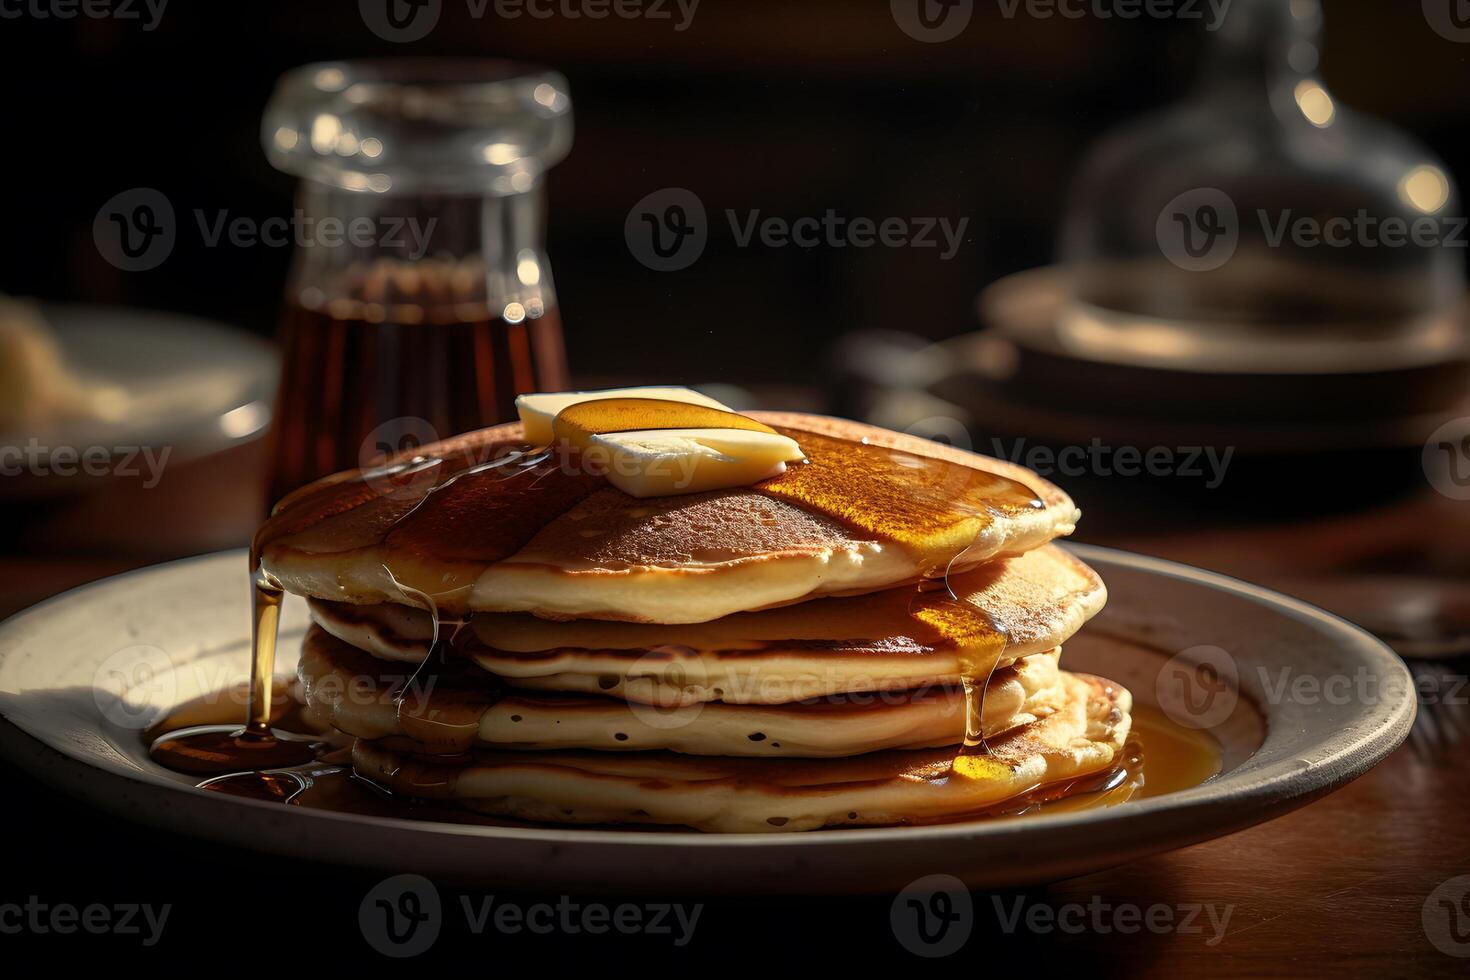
[258,412,1079,623]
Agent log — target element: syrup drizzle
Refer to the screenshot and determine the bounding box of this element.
[146,410,1199,825]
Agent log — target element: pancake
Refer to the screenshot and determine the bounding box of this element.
[258,413,1079,623]
[351,671,1132,832]
[298,625,1066,757]
[308,544,1106,705]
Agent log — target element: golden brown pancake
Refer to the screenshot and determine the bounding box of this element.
[259,413,1079,623]
[298,626,1065,758]
[308,543,1106,706]
[351,672,1132,832]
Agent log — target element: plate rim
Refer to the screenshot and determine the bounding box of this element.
[0,544,1417,852]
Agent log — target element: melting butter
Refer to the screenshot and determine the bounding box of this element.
[515,386,730,444]
[522,390,806,498]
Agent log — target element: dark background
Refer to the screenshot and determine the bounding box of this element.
[3,0,1467,383]
[2,1,1468,970]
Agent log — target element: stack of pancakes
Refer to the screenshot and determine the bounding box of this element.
[260,412,1131,832]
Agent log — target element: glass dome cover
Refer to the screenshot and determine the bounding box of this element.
[1058,0,1465,373]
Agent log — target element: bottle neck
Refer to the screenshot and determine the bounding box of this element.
[1196,0,1322,104]
[286,182,556,320]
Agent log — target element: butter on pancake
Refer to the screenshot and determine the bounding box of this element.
[259,413,1079,623]
[550,397,806,498]
[351,672,1131,833]
[308,544,1106,705]
[298,626,1065,758]
[515,387,731,444]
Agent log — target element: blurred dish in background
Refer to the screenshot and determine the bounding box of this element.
[971,267,1470,455]
[1061,0,1466,379]
[0,303,275,498]
[0,295,128,431]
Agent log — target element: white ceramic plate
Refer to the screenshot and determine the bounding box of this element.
[0,545,1414,894]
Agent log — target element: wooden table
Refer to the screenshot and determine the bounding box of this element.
[1,445,1466,974]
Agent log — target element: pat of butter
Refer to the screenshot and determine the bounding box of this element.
[533,392,806,498]
[515,386,730,445]
[583,427,805,498]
